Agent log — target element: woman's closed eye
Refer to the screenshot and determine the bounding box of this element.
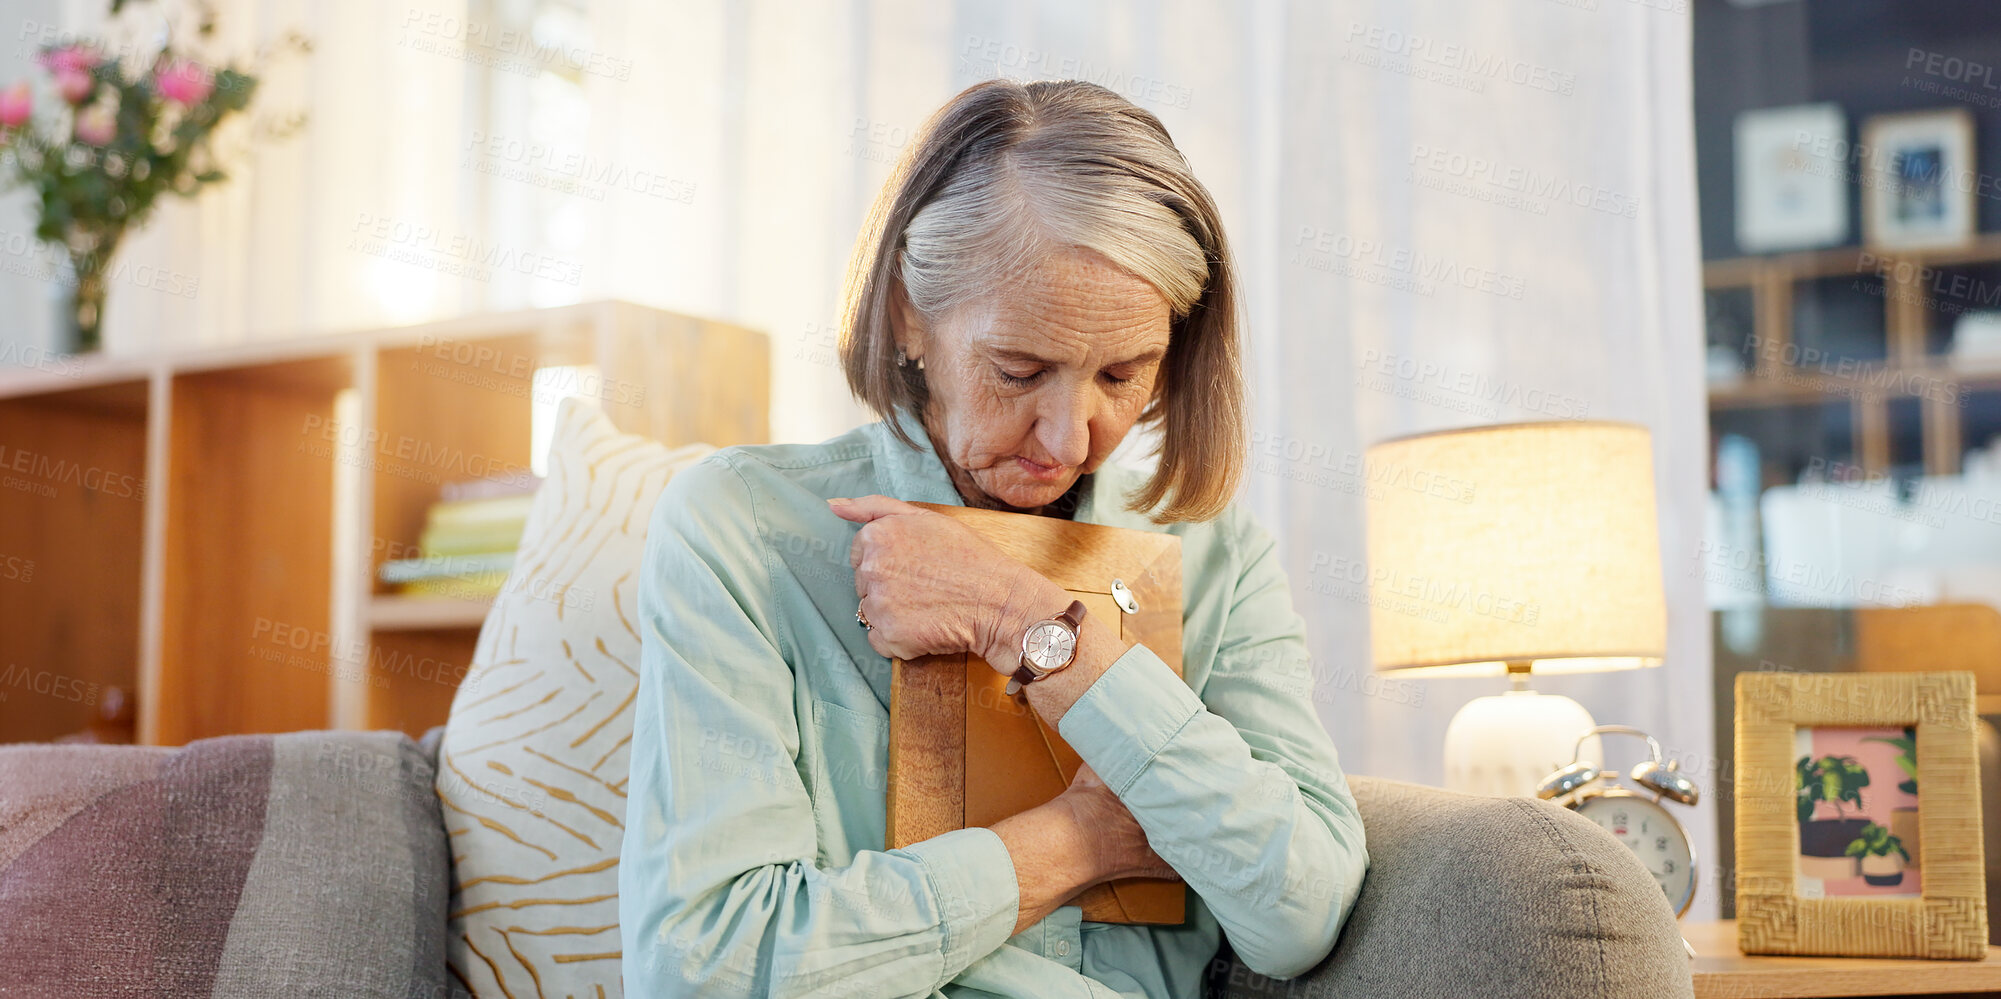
[999,366,1136,387]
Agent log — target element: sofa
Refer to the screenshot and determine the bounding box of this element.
[0,724,1694,998]
[0,401,1694,995]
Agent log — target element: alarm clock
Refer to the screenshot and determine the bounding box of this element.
[1536,724,1701,919]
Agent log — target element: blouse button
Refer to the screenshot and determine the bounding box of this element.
[1055,940,1071,957]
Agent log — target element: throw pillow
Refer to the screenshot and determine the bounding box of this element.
[438,397,713,998]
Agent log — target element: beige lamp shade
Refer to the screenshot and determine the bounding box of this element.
[1364,421,1667,677]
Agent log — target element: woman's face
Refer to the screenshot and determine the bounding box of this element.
[900,247,1173,512]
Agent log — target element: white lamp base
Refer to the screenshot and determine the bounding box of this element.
[1443,685,1601,797]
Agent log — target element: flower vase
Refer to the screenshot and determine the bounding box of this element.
[46,251,106,355]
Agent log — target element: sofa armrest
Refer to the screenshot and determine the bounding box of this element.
[0,730,459,997]
[1206,776,1694,999]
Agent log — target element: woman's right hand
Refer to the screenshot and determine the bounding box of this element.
[1057,762,1179,883]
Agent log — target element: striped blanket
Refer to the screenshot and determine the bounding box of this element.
[0,729,457,998]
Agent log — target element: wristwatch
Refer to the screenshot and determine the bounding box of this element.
[1003,599,1088,696]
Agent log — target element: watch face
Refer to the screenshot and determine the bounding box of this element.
[1575,793,1696,916]
[1025,621,1076,671]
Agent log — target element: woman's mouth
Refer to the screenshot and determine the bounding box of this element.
[1014,455,1066,482]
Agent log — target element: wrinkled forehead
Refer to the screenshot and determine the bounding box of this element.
[937,249,1173,362]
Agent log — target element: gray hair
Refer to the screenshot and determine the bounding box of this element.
[840,78,1246,524]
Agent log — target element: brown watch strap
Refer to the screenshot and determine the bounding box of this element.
[1009,599,1088,691]
[1057,600,1086,630]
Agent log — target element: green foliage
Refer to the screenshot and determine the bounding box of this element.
[1844,821,1911,862]
[1797,753,1870,825]
[1864,726,1918,795]
[10,57,237,249]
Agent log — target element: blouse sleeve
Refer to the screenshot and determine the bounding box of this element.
[1054,506,1370,980]
[618,454,1021,997]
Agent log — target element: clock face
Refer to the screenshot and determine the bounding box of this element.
[1575,793,1696,917]
[1025,621,1075,670]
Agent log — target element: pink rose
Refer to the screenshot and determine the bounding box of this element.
[73,104,115,145]
[0,81,30,128]
[37,46,100,75]
[55,67,93,105]
[155,60,213,106]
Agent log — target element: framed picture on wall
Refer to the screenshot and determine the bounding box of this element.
[1862,108,1976,251]
[1734,103,1849,253]
[1734,670,1987,959]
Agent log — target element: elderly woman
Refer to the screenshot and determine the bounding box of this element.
[619,79,1368,997]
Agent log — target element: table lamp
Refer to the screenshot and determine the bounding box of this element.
[1363,421,1668,796]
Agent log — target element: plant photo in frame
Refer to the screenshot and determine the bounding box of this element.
[1736,671,1985,959]
[1861,108,1976,250]
[1794,725,1920,898]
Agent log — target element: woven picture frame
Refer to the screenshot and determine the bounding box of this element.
[1735,670,1986,958]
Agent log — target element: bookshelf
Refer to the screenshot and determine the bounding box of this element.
[0,300,769,745]
[1705,235,2001,481]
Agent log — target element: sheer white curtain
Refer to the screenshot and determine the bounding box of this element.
[1264,1,1713,916]
[17,0,1714,916]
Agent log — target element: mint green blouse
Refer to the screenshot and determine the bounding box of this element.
[619,403,1369,998]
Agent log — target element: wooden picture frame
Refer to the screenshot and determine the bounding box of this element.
[884,501,1186,924]
[1860,108,1976,251]
[1735,670,1986,958]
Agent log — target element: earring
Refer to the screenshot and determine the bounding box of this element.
[915,356,925,371]
[895,346,908,368]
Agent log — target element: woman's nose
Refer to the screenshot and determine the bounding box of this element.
[1035,388,1095,468]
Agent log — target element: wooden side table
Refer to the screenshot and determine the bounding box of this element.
[1689,920,2001,998]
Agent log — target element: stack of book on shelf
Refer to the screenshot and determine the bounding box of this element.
[378,475,541,600]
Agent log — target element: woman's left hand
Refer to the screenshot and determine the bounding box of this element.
[829,494,1055,666]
